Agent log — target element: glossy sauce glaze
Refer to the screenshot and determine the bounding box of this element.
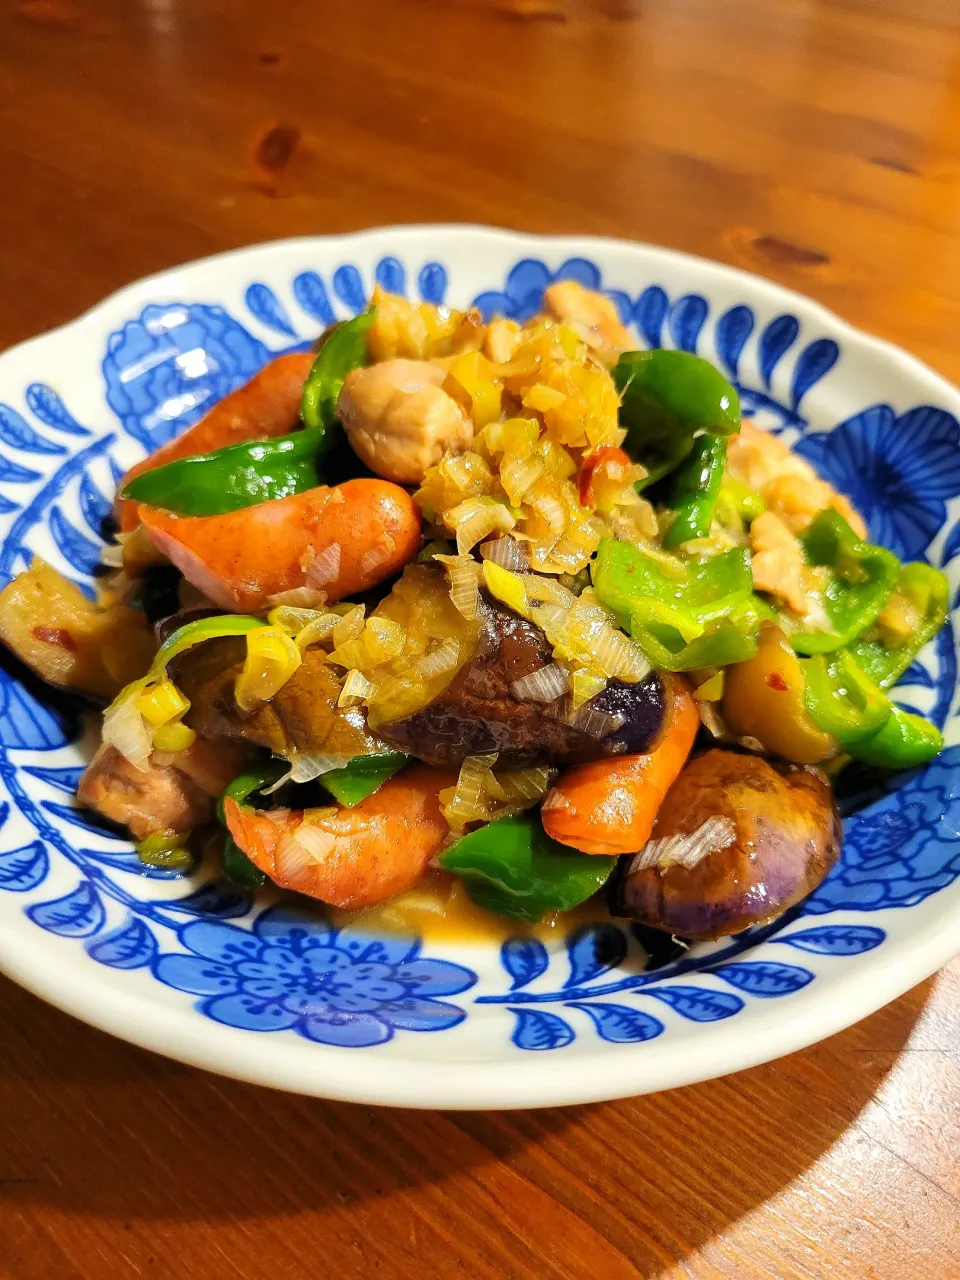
[329,868,612,943]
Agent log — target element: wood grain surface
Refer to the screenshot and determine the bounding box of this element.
[1,1,959,1276]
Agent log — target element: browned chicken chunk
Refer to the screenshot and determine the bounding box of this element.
[78,738,250,840]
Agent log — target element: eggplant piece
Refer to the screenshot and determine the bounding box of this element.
[376,591,666,768]
[168,639,384,759]
[611,748,841,939]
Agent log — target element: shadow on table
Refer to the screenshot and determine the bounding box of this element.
[0,972,932,1273]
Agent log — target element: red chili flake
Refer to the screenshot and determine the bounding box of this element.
[32,626,76,651]
[578,446,631,508]
[765,672,789,691]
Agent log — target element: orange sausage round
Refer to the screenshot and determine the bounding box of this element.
[116,352,315,531]
[140,478,422,613]
[541,680,699,854]
[224,764,457,910]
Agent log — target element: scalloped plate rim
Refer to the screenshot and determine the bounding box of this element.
[0,898,957,1108]
[2,225,958,410]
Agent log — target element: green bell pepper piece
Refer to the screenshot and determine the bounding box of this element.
[663,433,728,549]
[300,309,375,435]
[847,704,943,769]
[849,561,949,689]
[439,812,616,923]
[217,759,290,888]
[788,509,900,654]
[591,537,762,670]
[321,751,410,807]
[121,427,326,516]
[801,647,943,768]
[613,349,741,488]
[122,310,376,516]
[801,652,892,747]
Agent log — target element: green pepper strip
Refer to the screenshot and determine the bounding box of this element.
[801,652,892,747]
[121,428,326,517]
[439,812,616,923]
[121,310,376,517]
[847,705,943,770]
[613,349,741,490]
[663,434,728,549]
[788,509,900,655]
[591,538,762,670]
[216,759,290,888]
[849,561,949,689]
[300,309,376,435]
[321,751,410,807]
[802,650,943,768]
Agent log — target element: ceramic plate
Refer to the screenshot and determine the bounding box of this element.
[0,226,958,1109]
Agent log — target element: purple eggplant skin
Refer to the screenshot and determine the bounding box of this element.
[377,592,667,769]
[610,748,842,940]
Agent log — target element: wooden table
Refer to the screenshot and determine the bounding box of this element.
[1,2,959,1275]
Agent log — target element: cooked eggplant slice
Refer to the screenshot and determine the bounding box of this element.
[611,748,841,939]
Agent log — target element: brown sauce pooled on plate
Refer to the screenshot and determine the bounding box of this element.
[329,868,612,943]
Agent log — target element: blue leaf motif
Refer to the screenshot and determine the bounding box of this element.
[607,290,633,324]
[509,1007,575,1051]
[0,494,19,515]
[49,506,102,575]
[790,338,839,409]
[42,801,126,839]
[0,672,77,749]
[292,271,336,327]
[939,518,960,568]
[78,846,184,880]
[0,840,49,892]
[244,283,297,337]
[713,961,813,997]
[500,937,549,990]
[87,918,158,969]
[645,985,744,1022]
[553,257,602,289]
[778,925,885,956]
[167,881,254,918]
[568,1002,664,1044]
[758,315,799,388]
[25,384,90,436]
[375,256,406,296]
[78,475,112,537]
[28,880,104,938]
[564,924,628,988]
[418,262,447,305]
[23,764,85,793]
[332,265,367,314]
[668,294,708,352]
[897,659,934,689]
[633,286,669,348]
[714,305,754,380]
[0,456,42,484]
[0,405,66,455]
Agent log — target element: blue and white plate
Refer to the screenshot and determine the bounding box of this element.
[0,227,957,1108]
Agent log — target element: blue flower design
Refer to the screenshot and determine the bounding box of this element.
[473,257,630,324]
[794,405,960,559]
[2,250,960,1062]
[808,746,960,912]
[153,905,476,1046]
[102,302,270,456]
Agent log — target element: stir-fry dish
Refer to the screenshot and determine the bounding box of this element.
[0,283,949,940]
